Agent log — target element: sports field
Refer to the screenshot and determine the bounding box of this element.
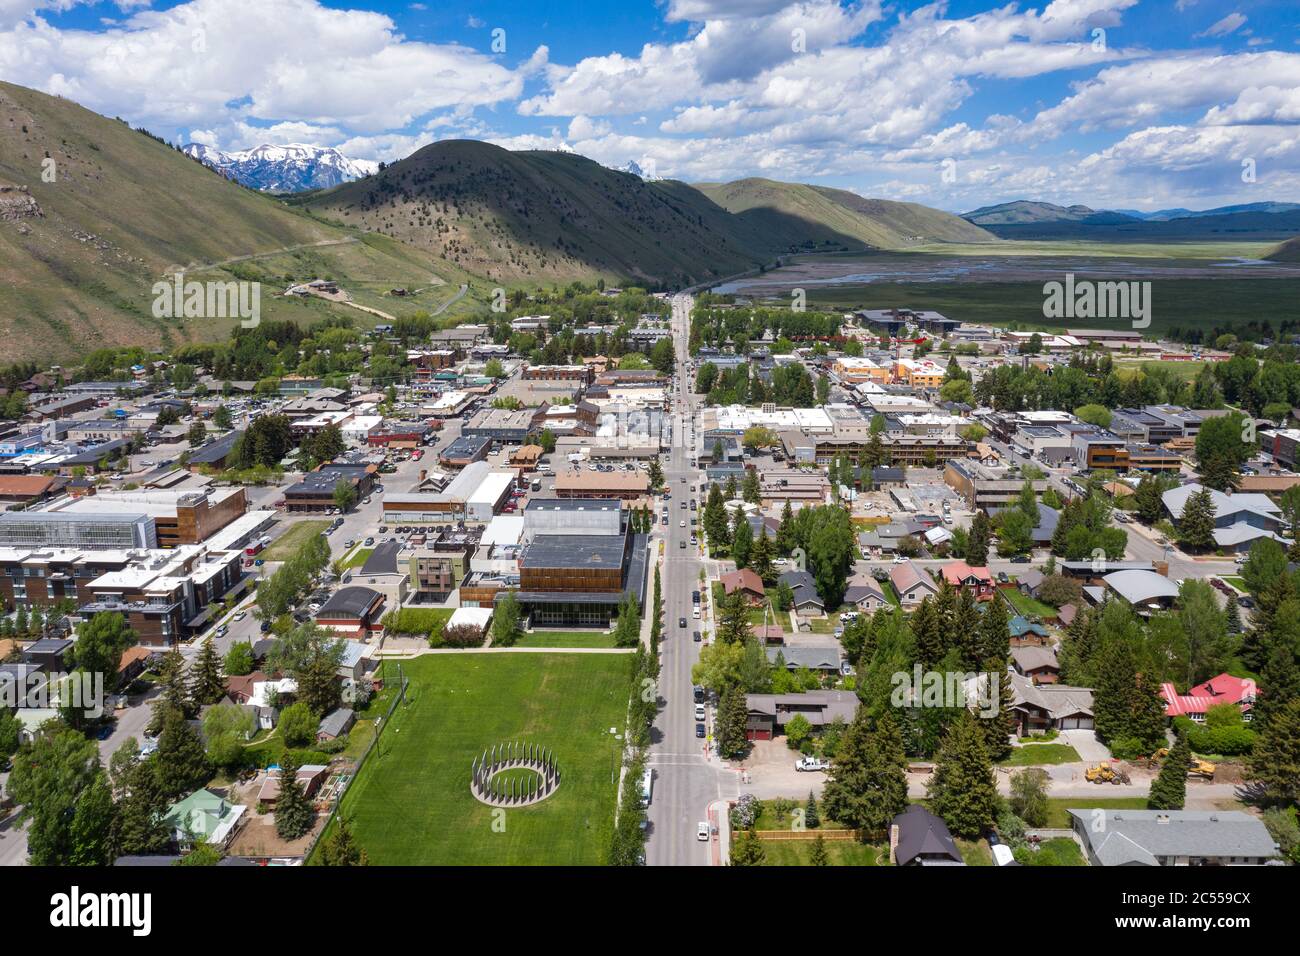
[337,653,633,865]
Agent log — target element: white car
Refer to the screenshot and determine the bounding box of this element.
[697,821,710,842]
[680,519,687,528]
[795,757,829,772]
[892,553,907,564]
[694,703,706,721]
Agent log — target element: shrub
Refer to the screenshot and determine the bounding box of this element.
[278,702,318,749]
[1036,575,1083,608]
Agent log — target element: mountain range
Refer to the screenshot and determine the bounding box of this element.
[182,142,379,193]
[963,199,1300,239]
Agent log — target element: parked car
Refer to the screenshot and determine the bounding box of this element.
[694,703,706,721]
[693,630,702,643]
[697,821,710,842]
[695,723,706,738]
[795,757,829,772]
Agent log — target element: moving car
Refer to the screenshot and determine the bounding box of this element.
[695,723,706,739]
[697,822,710,842]
[679,617,687,628]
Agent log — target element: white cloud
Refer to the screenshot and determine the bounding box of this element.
[1196,12,1246,39]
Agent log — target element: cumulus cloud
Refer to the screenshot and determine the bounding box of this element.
[1196,12,1247,39]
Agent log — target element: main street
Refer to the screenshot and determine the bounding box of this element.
[645,293,738,866]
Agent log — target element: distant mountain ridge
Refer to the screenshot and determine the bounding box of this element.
[962,197,1300,240]
[182,142,379,193]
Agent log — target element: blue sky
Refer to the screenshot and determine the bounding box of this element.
[2,0,1298,211]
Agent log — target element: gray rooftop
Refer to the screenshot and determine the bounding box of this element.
[1069,810,1278,865]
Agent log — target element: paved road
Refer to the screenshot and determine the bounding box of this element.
[645,293,739,866]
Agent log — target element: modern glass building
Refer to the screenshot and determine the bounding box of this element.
[0,511,157,549]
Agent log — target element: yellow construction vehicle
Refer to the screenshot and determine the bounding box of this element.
[1085,763,1131,785]
[1189,758,1216,780]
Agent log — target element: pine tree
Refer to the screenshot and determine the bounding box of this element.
[274,754,315,841]
[731,511,753,569]
[318,816,368,866]
[1092,640,1139,745]
[1224,598,1242,636]
[975,593,1010,666]
[809,833,829,866]
[724,474,738,501]
[805,790,820,829]
[730,828,766,866]
[742,469,760,504]
[716,685,749,759]
[1131,671,1169,753]
[1255,641,1300,732]
[1249,698,1300,806]
[775,500,795,555]
[189,637,225,706]
[821,711,908,840]
[148,650,194,736]
[153,707,211,801]
[1178,488,1217,551]
[718,590,753,646]
[927,711,999,838]
[111,758,171,857]
[978,660,1016,762]
[966,511,991,566]
[909,598,945,669]
[1148,731,1190,810]
[751,526,775,584]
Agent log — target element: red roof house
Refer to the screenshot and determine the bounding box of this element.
[721,569,765,605]
[939,560,995,601]
[1161,673,1256,721]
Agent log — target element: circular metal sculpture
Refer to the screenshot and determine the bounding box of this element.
[470,742,561,807]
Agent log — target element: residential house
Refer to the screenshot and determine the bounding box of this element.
[777,570,824,614]
[890,560,939,607]
[1069,810,1278,866]
[163,789,246,848]
[317,707,356,742]
[939,560,995,601]
[891,805,964,866]
[1161,673,1256,723]
[1011,645,1060,684]
[720,568,765,605]
[744,690,857,740]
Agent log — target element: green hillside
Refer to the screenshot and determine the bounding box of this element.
[0,81,475,362]
[1264,236,1300,262]
[962,199,1135,225]
[694,178,995,247]
[303,140,790,287]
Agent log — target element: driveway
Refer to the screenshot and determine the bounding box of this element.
[1056,728,1112,763]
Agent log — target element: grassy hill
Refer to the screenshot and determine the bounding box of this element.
[302,140,803,287]
[0,81,477,362]
[962,200,1136,226]
[695,178,994,247]
[1264,236,1300,262]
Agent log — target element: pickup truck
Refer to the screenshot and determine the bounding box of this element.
[795,757,829,772]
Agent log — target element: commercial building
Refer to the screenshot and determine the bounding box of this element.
[553,469,650,500]
[0,487,247,550]
[438,435,491,468]
[382,461,513,525]
[524,498,622,537]
[283,463,376,513]
[509,529,648,626]
[462,407,541,443]
[943,460,1050,509]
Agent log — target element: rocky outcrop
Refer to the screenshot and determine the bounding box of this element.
[0,183,42,221]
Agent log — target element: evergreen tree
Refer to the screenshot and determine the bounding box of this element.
[724,474,738,501]
[1178,488,1217,551]
[1249,698,1300,806]
[1092,640,1139,746]
[821,711,908,840]
[975,593,1011,665]
[274,754,315,841]
[731,511,753,569]
[148,651,194,735]
[1255,642,1300,732]
[1148,731,1191,810]
[153,707,211,801]
[1224,598,1243,636]
[775,500,796,555]
[111,756,171,857]
[751,526,775,584]
[966,511,991,566]
[809,833,829,866]
[716,685,749,759]
[927,711,999,838]
[729,828,766,866]
[318,816,368,866]
[978,660,1016,762]
[909,598,945,669]
[742,469,761,504]
[189,637,225,706]
[804,790,820,830]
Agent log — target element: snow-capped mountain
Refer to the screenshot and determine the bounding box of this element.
[181,143,379,193]
[614,159,661,181]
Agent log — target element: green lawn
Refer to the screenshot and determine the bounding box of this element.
[340,547,372,570]
[336,653,632,864]
[999,744,1081,766]
[261,520,329,562]
[1042,797,1149,829]
[1223,576,1247,592]
[1003,587,1057,619]
[957,838,992,866]
[762,839,883,866]
[1017,837,1087,866]
[516,630,620,648]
